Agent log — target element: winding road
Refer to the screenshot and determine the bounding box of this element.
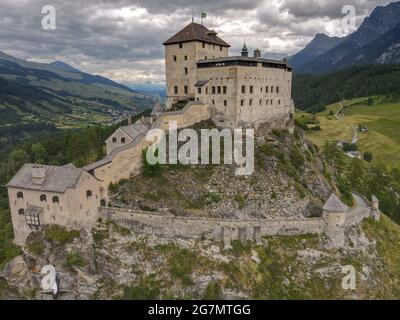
[335,101,358,144]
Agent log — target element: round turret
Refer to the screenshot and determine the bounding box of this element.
[322,193,348,248]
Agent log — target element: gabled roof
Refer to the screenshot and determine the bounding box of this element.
[322,194,349,212]
[106,120,150,144]
[163,22,230,47]
[120,122,149,140]
[6,164,83,193]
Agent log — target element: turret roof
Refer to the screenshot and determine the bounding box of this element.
[322,193,349,212]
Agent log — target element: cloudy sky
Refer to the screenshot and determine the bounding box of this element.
[0,0,394,87]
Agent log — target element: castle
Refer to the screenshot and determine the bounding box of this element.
[6,22,377,247]
[163,22,294,131]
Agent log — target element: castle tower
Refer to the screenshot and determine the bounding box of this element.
[163,22,230,109]
[322,193,348,248]
[253,48,261,58]
[241,43,248,57]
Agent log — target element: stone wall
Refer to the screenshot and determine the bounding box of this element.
[100,207,325,247]
[100,201,373,248]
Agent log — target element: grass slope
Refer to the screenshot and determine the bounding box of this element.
[296,97,400,169]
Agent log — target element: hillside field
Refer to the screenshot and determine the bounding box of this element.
[295,98,400,169]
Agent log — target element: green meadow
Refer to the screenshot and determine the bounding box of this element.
[296,98,400,169]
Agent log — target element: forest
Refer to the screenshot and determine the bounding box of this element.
[293,64,400,113]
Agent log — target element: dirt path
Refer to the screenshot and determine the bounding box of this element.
[335,101,358,144]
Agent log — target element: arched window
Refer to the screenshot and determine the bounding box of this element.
[40,194,47,202]
[112,137,117,143]
[18,208,25,215]
[86,190,92,198]
[17,192,24,199]
[121,137,126,144]
[52,196,59,204]
[100,199,106,207]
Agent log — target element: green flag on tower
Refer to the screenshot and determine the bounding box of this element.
[201,12,207,19]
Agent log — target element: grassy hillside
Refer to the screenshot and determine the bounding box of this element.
[297,97,400,169]
[0,54,158,153]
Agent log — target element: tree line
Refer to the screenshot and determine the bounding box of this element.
[293,64,400,113]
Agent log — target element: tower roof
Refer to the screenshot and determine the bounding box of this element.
[150,100,164,116]
[163,22,230,47]
[322,194,349,212]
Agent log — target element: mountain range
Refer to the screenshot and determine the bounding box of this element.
[0,51,155,126]
[290,1,400,74]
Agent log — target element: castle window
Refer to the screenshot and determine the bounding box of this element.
[184,55,188,60]
[18,208,24,215]
[260,87,263,93]
[249,99,253,106]
[271,99,273,105]
[174,86,178,95]
[202,42,205,48]
[271,86,274,93]
[266,100,269,105]
[206,87,209,94]
[184,86,188,94]
[25,209,40,229]
[205,56,207,60]
[250,86,254,94]
[241,86,246,94]
[86,190,92,198]
[173,55,177,62]
[198,87,202,94]
[224,100,227,106]
[112,137,117,143]
[220,46,222,51]
[276,86,280,94]
[100,199,106,207]
[241,100,244,106]
[212,100,215,105]
[179,43,183,49]
[17,192,23,199]
[40,194,47,202]
[278,100,281,105]
[184,67,188,75]
[52,196,59,204]
[259,99,262,106]
[266,86,269,93]
[223,86,227,94]
[217,86,221,94]
[212,86,216,94]
[121,137,126,144]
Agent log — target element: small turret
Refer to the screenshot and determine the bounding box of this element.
[241,43,248,57]
[322,193,348,248]
[253,48,261,58]
[150,100,164,119]
[371,195,380,221]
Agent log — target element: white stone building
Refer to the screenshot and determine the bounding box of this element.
[164,22,294,131]
[7,164,102,245]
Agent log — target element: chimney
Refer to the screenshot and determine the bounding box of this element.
[253,48,261,58]
[207,30,217,40]
[31,164,46,185]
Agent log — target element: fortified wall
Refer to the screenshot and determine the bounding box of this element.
[100,194,380,249]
